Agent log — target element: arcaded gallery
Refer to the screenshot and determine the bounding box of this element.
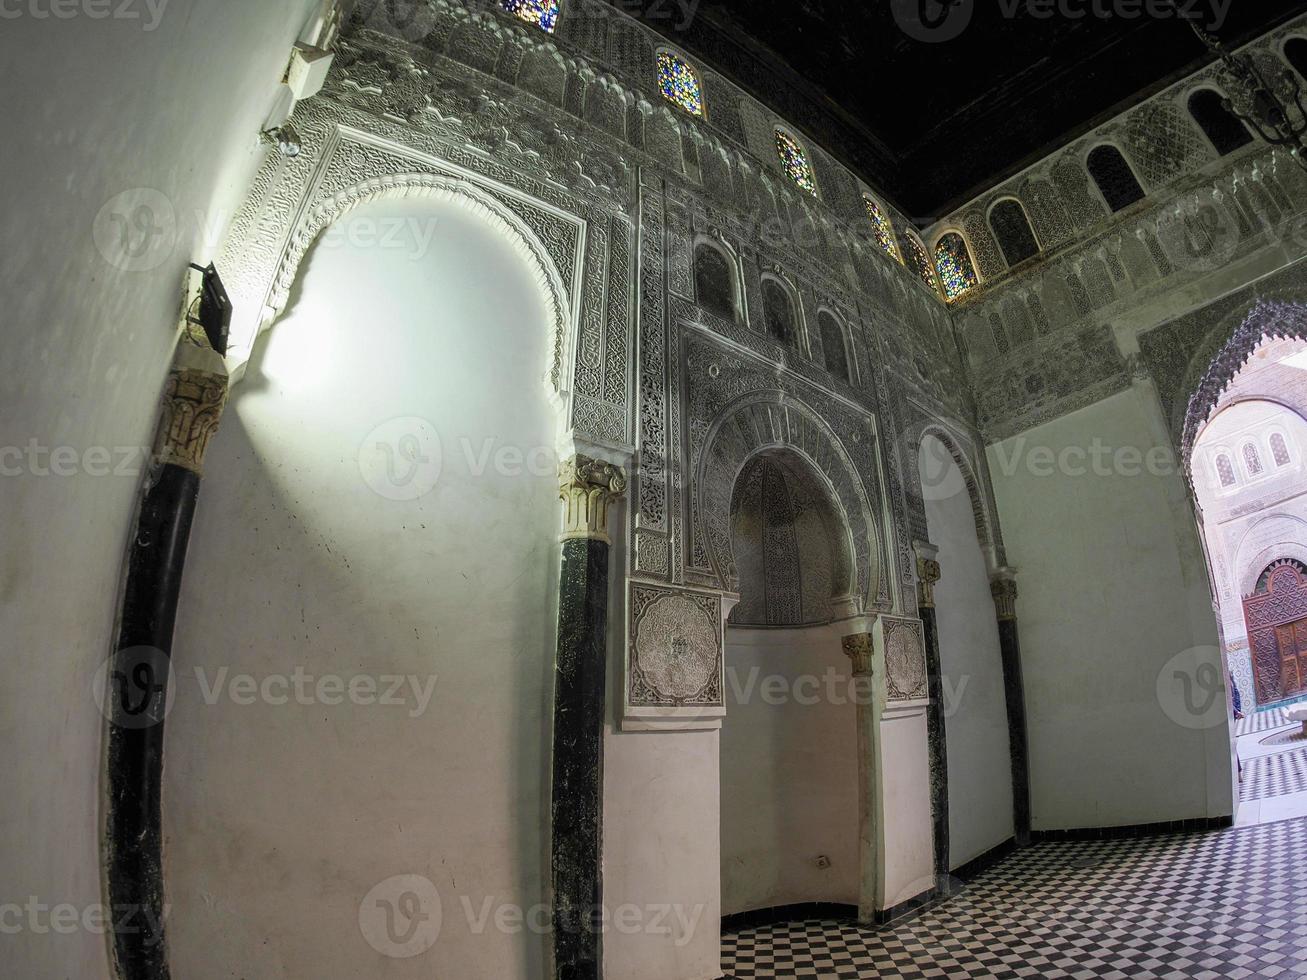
[8,0,1307,977]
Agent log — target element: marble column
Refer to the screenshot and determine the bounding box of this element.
[915,547,950,888]
[552,455,626,980]
[105,325,229,980]
[841,630,878,924]
[990,567,1032,844]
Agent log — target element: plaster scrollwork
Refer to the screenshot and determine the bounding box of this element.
[881,616,928,702]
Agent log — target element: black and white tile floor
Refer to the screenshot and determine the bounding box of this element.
[1241,742,1307,801]
[721,818,1307,979]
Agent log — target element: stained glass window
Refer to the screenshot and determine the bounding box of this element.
[903,234,937,292]
[1244,442,1263,476]
[658,52,703,117]
[1272,432,1291,467]
[862,196,900,263]
[1216,454,1236,487]
[935,232,978,301]
[501,0,559,33]
[775,130,816,195]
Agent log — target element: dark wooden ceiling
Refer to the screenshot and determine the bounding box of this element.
[611,0,1304,220]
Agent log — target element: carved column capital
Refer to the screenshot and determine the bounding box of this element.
[154,327,229,476]
[917,557,942,609]
[559,454,627,544]
[990,567,1019,622]
[842,632,874,677]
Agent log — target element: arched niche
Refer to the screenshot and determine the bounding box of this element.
[694,392,877,612]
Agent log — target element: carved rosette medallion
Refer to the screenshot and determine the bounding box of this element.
[154,349,229,477]
[916,557,942,609]
[559,454,627,544]
[883,617,928,701]
[629,584,722,707]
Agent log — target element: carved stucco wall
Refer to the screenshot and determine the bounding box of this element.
[729,452,850,627]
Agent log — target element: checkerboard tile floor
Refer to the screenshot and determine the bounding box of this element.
[1235,705,1289,738]
[721,818,1307,979]
[1241,742,1307,801]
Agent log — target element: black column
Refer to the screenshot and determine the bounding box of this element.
[103,341,227,980]
[920,603,951,886]
[991,574,1031,844]
[105,464,200,979]
[551,536,610,980]
[551,455,625,980]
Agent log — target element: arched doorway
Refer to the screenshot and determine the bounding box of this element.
[1190,381,1307,713]
[719,449,861,921]
[166,194,563,977]
[918,434,1014,868]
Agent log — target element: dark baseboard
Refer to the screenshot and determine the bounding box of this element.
[1030,815,1233,842]
[721,902,857,934]
[874,887,937,926]
[951,836,1018,884]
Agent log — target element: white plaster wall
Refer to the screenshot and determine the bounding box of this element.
[719,624,859,914]
[920,437,1014,867]
[0,4,328,976]
[987,385,1234,830]
[601,727,721,980]
[876,708,934,909]
[167,199,560,978]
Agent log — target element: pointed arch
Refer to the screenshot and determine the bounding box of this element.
[915,424,998,568]
[266,172,574,394]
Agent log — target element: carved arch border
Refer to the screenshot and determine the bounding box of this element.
[694,390,879,609]
[265,169,578,397]
[1237,521,1307,597]
[1179,299,1307,467]
[915,423,1000,569]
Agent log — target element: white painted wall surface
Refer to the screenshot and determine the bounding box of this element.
[0,4,326,976]
[167,199,560,978]
[602,727,722,980]
[987,385,1234,831]
[719,624,859,915]
[875,707,934,909]
[920,437,1014,867]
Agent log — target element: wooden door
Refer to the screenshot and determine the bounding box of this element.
[1243,561,1307,704]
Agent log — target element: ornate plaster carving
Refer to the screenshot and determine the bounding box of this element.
[559,454,627,543]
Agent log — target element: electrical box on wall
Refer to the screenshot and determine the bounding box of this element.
[286,43,334,101]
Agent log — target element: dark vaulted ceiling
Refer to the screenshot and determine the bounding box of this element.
[611,0,1305,220]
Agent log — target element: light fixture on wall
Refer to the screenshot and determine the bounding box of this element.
[1179,14,1307,171]
[260,123,303,158]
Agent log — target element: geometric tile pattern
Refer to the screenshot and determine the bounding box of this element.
[723,819,1307,978]
[1242,744,1307,802]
